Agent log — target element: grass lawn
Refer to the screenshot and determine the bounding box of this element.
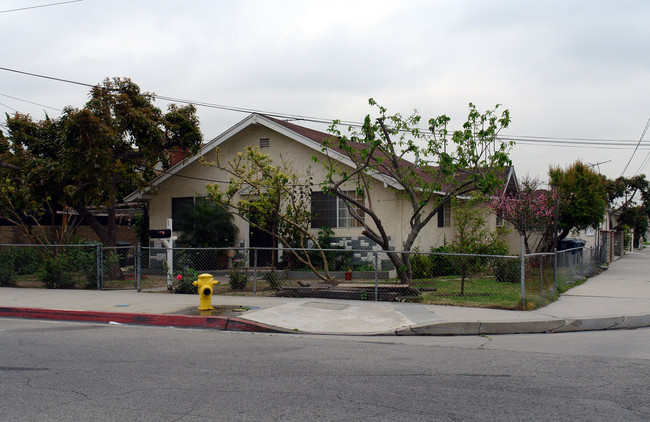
[408,266,579,310]
[413,276,523,309]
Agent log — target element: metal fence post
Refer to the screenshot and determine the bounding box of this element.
[374,251,379,301]
[165,244,173,290]
[136,243,141,292]
[553,248,558,292]
[580,249,584,277]
[520,235,525,307]
[253,248,258,295]
[96,243,103,290]
[539,256,543,296]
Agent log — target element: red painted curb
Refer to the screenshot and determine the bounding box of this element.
[0,307,282,333]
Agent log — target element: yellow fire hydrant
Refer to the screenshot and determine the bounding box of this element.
[193,273,219,312]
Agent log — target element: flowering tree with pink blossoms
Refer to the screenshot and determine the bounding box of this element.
[489,177,557,254]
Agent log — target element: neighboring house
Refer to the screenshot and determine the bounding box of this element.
[125,113,519,262]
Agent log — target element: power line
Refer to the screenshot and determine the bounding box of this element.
[0,0,83,14]
[0,101,18,113]
[0,66,646,151]
[634,133,650,176]
[0,92,62,112]
[151,167,230,184]
[499,135,641,144]
[0,66,361,126]
[504,137,650,150]
[635,153,650,176]
[0,67,95,89]
[148,167,310,187]
[620,117,650,177]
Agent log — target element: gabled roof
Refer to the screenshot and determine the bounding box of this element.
[125,113,516,202]
[125,113,401,202]
[269,115,517,195]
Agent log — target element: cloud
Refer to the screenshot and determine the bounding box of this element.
[1,0,649,180]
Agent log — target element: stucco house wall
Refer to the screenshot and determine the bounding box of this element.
[127,113,516,261]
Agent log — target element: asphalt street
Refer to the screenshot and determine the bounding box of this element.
[1,318,648,421]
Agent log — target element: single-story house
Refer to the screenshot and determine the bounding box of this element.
[125,113,519,263]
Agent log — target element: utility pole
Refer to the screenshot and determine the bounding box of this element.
[553,187,559,252]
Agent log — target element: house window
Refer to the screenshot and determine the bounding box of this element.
[259,138,270,148]
[437,202,451,228]
[496,213,505,227]
[171,196,206,230]
[311,191,363,228]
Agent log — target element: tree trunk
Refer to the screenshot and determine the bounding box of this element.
[73,203,116,246]
[385,250,412,284]
[107,205,116,246]
[523,234,531,255]
[557,228,571,243]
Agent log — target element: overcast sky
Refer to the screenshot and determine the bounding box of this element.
[1,0,649,181]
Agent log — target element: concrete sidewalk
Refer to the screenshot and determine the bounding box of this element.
[1,248,649,335]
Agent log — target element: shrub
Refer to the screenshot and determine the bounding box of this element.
[176,201,238,248]
[353,263,375,272]
[0,250,16,286]
[38,256,71,289]
[228,266,250,291]
[8,247,40,275]
[494,258,520,283]
[75,248,99,289]
[428,246,457,276]
[173,267,200,294]
[263,270,283,290]
[410,252,433,279]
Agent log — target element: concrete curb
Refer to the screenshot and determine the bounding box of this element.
[397,314,650,336]
[2,306,649,336]
[0,307,287,333]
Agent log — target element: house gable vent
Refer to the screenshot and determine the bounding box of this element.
[259,138,270,148]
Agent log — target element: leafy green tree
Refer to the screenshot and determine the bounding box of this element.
[540,161,607,251]
[605,174,650,244]
[447,197,508,296]
[205,146,336,281]
[321,100,513,283]
[0,78,202,245]
[549,161,607,240]
[604,174,649,208]
[0,116,80,244]
[175,201,238,247]
[619,205,648,246]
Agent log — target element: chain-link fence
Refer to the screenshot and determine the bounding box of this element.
[100,245,138,290]
[556,246,602,285]
[139,246,529,307]
[0,243,142,290]
[521,246,602,307]
[0,242,606,309]
[0,244,100,289]
[405,250,523,308]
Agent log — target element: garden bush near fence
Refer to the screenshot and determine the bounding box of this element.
[0,244,125,290]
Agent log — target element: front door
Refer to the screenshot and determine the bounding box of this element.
[249,223,274,267]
